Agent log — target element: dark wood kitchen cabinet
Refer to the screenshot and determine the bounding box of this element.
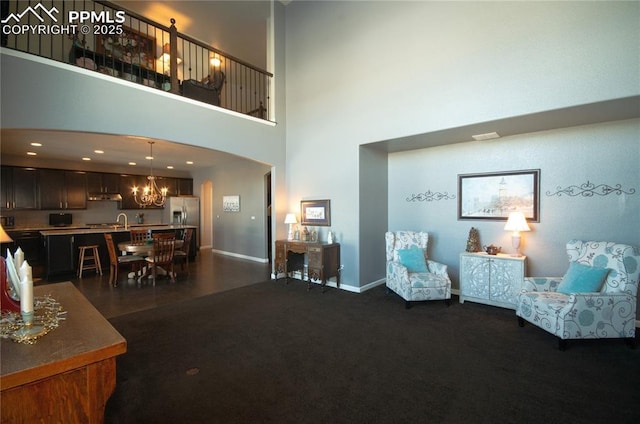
[177,178,193,195]
[120,174,143,209]
[156,177,193,196]
[157,177,177,197]
[87,172,120,193]
[45,234,76,280]
[38,170,87,210]
[1,166,38,210]
[4,230,45,279]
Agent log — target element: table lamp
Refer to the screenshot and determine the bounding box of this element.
[284,214,297,241]
[504,212,530,256]
[1,224,20,313]
[0,224,13,244]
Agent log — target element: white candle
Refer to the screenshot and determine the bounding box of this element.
[19,276,33,314]
[6,248,14,273]
[14,247,24,276]
[20,260,32,283]
[6,249,21,297]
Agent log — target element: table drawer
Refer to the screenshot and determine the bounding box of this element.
[308,249,322,268]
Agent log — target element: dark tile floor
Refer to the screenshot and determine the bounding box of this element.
[53,250,272,319]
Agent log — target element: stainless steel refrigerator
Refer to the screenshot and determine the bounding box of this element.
[163,196,200,246]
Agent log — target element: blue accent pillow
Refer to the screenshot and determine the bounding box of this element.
[397,248,428,273]
[556,262,609,294]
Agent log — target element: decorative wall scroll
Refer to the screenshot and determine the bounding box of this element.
[406,190,456,202]
[546,181,636,197]
[458,169,540,222]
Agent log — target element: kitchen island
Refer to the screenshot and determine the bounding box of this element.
[39,225,197,281]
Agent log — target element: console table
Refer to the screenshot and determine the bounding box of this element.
[1,282,126,423]
[459,252,526,310]
[275,240,341,292]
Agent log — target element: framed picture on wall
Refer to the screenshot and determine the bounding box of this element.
[300,200,331,226]
[223,195,240,212]
[458,169,540,221]
[97,26,156,70]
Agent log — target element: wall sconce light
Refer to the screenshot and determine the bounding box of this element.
[284,214,297,241]
[210,56,221,67]
[504,212,530,256]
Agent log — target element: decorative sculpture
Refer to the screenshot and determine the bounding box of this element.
[466,227,481,252]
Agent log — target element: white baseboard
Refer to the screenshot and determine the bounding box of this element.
[357,278,386,293]
[271,271,368,293]
[211,249,268,263]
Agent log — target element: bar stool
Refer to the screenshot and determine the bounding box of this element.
[78,245,103,278]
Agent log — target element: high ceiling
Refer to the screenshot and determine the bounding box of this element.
[1,0,273,175]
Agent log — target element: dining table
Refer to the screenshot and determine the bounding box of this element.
[117,239,184,280]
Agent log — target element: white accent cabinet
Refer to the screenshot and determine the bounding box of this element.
[459,252,526,310]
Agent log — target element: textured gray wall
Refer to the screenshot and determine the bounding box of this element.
[387,119,640,288]
[284,1,639,289]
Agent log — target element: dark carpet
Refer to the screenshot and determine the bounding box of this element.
[105,280,640,424]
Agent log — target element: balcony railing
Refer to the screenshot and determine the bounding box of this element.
[1,0,272,121]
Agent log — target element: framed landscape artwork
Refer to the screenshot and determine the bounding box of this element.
[300,200,331,226]
[458,169,540,221]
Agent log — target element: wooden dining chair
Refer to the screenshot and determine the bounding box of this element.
[104,233,145,287]
[130,229,149,245]
[173,228,193,275]
[145,233,176,285]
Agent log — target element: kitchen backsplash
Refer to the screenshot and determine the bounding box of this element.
[9,202,166,228]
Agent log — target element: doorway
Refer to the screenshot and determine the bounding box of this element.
[200,180,213,250]
[265,171,272,263]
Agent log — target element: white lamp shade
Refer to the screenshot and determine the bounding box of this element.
[504,212,530,232]
[0,224,13,243]
[284,213,297,224]
[159,43,182,64]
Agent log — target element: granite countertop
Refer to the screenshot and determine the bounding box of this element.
[17,224,197,237]
[5,225,93,233]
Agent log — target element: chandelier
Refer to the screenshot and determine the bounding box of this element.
[132,141,167,207]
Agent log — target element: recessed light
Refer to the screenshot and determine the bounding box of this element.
[94,150,104,154]
[82,157,91,161]
[30,142,42,147]
[129,162,137,166]
[145,156,153,160]
[186,161,194,165]
[27,151,37,156]
[166,165,174,169]
[472,131,500,141]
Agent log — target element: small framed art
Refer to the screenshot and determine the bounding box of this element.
[300,200,331,226]
[223,195,240,212]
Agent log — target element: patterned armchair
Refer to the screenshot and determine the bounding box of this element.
[385,231,451,309]
[516,240,640,350]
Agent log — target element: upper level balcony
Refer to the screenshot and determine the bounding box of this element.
[1,0,273,121]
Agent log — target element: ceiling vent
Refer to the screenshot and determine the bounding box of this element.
[472,132,500,141]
